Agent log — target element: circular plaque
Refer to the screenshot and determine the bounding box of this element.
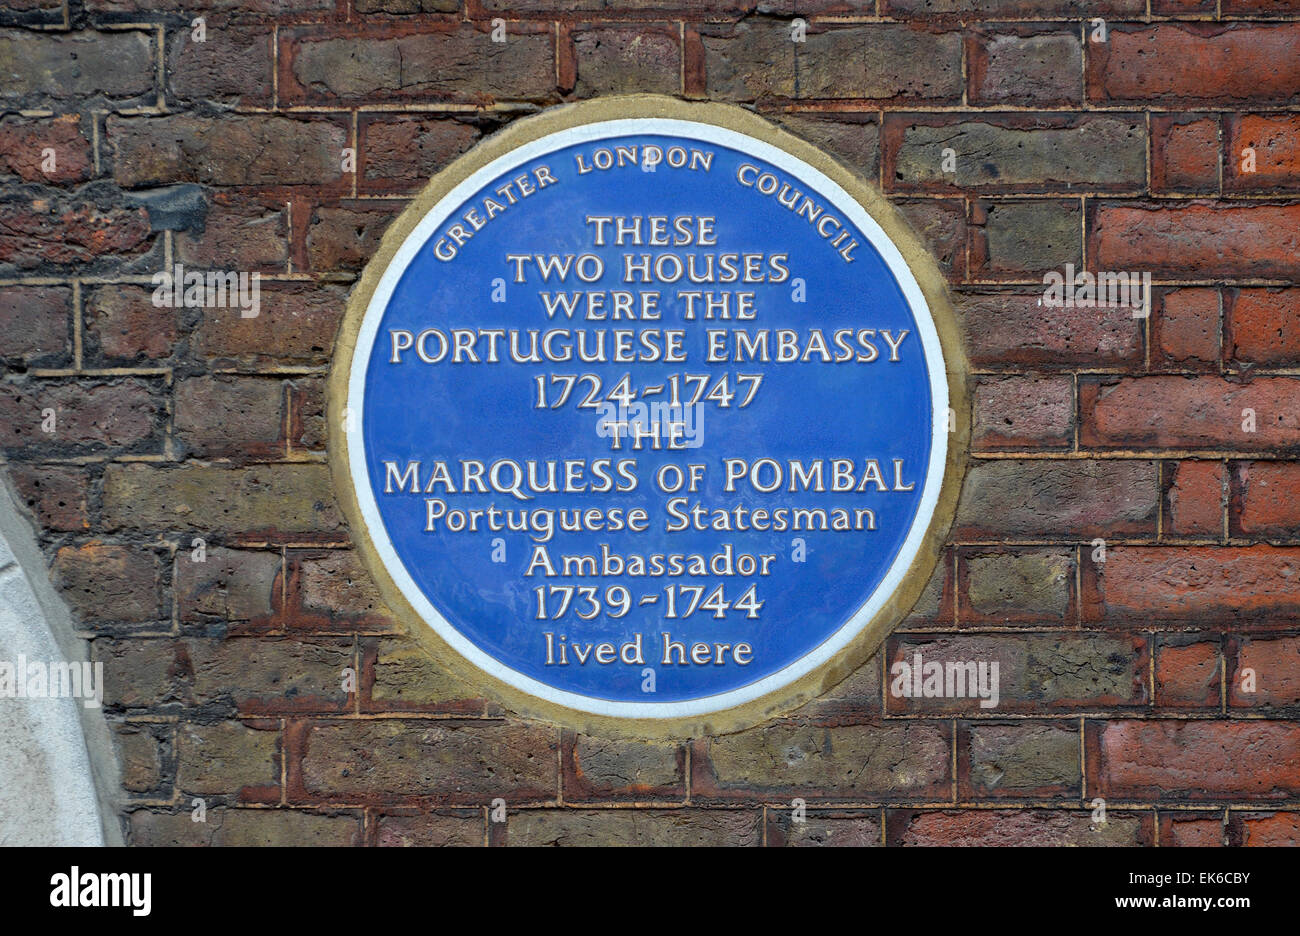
[330,96,968,736]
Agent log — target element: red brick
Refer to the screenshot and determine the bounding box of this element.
[1154,288,1219,368]
[956,293,1143,369]
[1226,288,1300,367]
[0,115,93,184]
[884,0,1144,12]
[1080,376,1300,451]
[1090,201,1300,280]
[304,203,402,272]
[1087,546,1300,621]
[1230,811,1300,846]
[893,198,966,282]
[1087,24,1300,106]
[0,195,152,271]
[51,543,164,624]
[85,286,179,363]
[192,284,349,367]
[1159,813,1224,847]
[358,115,481,195]
[5,463,91,532]
[1150,115,1220,194]
[1155,637,1221,708]
[1234,461,1300,538]
[972,376,1073,451]
[1089,720,1300,800]
[1226,114,1300,192]
[1165,460,1225,537]
[1229,635,1300,711]
[0,286,71,366]
[0,380,162,455]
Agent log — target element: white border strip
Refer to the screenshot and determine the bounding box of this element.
[346,118,949,718]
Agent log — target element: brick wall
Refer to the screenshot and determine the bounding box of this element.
[1,0,1298,847]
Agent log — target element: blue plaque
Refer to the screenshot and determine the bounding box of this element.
[332,98,966,730]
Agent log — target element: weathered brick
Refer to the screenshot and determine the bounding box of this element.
[112,723,165,795]
[962,721,1080,798]
[888,116,1143,193]
[954,459,1157,540]
[5,463,91,532]
[562,733,684,801]
[366,637,482,712]
[0,193,153,273]
[967,30,1081,108]
[961,548,1073,624]
[1229,635,1300,712]
[188,637,354,713]
[305,203,401,272]
[892,198,966,282]
[85,286,179,363]
[766,809,881,847]
[956,293,1143,368]
[167,25,273,107]
[1234,461,1300,538]
[890,809,1148,846]
[774,114,879,183]
[972,376,1073,451]
[0,115,93,184]
[505,809,761,846]
[1155,636,1221,708]
[704,22,962,104]
[107,114,348,188]
[296,550,389,619]
[0,286,71,367]
[1090,202,1300,280]
[1226,288,1300,367]
[101,463,344,535]
[573,26,680,96]
[1160,812,1225,847]
[282,25,556,105]
[174,375,287,460]
[1087,24,1300,106]
[175,197,289,272]
[1089,719,1300,799]
[192,284,348,366]
[885,0,1143,12]
[1166,460,1225,537]
[692,722,951,801]
[175,547,280,623]
[176,720,280,799]
[1151,115,1220,194]
[298,720,558,801]
[0,380,163,455]
[358,115,482,195]
[0,29,155,107]
[1155,288,1220,367]
[130,808,360,846]
[1230,811,1300,846]
[1226,114,1300,192]
[1080,376,1300,450]
[1087,546,1300,621]
[374,811,483,847]
[888,634,1147,713]
[971,199,1081,280]
[51,543,164,624]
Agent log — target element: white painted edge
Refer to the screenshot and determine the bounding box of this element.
[345,118,949,718]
